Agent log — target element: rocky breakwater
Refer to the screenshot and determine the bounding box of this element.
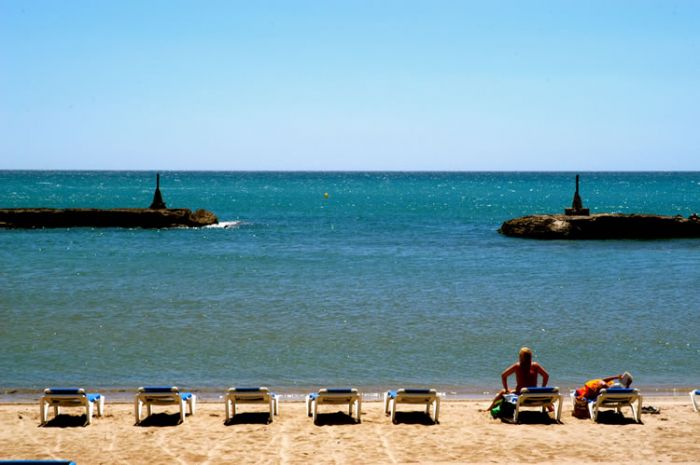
[499,213,700,240]
[0,208,219,229]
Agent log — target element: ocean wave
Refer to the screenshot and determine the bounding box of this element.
[206,220,245,229]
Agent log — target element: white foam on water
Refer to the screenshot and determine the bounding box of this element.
[206,220,244,229]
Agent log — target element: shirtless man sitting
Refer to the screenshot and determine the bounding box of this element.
[487,347,550,411]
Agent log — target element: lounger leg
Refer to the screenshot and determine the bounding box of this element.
[98,396,105,417]
[40,399,48,425]
[274,396,279,415]
[390,399,396,424]
[312,400,318,424]
[225,397,231,422]
[589,401,598,422]
[556,396,563,422]
[189,395,196,416]
[179,398,186,423]
[54,405,60,417]
[146,403,152,418]
[434,397,441,424]
[634,396,642,423]
[356,397,362,423]
[85,401,93,426]
[306,396,312,417]
[269,399,274,424]
[134,396,142,424]
[383,392,390,415]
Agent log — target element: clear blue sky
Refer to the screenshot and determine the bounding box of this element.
[1,0,699,170]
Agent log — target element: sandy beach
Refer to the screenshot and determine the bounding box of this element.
[1,396,698,464]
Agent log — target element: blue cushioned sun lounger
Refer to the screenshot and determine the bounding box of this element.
[225,387,279,423]
[39,388,104,426]
[0,461,76,464]
[134,386,196,424]
[690,390,700,412]
[383,388,440,424]
[305,388,361,424]
[588,387,642,423]
[506,386,562,424]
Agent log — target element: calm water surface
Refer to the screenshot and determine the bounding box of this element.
[1,171,698,398]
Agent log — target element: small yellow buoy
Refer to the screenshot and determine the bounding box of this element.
[324,192,329,199]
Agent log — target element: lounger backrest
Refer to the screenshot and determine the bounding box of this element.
[521,387,558,394]
[401,389,433,394]
[140,386,179,393]
[44,388,86,395]
[231,387,268,393]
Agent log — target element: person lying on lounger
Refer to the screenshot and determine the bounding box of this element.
[574,372,633,400]
[571,372,634,418]
[486,346,550,411]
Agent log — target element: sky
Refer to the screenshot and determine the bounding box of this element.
[1,0,699,171]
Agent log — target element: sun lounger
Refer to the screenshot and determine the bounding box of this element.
[39,388,104,426]
[383,388,440,424]
[506,386,562,423]
[691,390,700,412]
[305,388,361,424]
[0,461,77,464]
[225,387,279,423]
[588,387,642,423]
[134,386,196,425]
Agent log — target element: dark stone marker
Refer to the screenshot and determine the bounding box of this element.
[564,175,590,216]
[149,173,167,209]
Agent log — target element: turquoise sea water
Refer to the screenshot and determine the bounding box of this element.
[1,171,699,398]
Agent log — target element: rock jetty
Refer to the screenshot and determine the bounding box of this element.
[499,175,700,239]
[499,213,700,239]
[0,174,219,229]
[0,207,218,229]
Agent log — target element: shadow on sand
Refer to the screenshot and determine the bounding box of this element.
[502,411,561,425]
[136,412,184,427]
[312,411,359,426]
[225,412,271,425]
[41,414,90,428]
[391,411,438,425]
[591,410,642,425]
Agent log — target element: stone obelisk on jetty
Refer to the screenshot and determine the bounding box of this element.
[149,173,167,209]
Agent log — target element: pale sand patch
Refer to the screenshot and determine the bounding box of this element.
[0,397,698,464]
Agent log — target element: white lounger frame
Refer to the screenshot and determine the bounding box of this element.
[306,388,362,424]
[225,387,279,423]
[40,388,105,426]
[588,388,642,423]
[134,386,196,425]
[512,387,562,423]
[383,389,440,424]
[691,390,700,412]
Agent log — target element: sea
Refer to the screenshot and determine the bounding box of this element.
[1,171,698,401]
